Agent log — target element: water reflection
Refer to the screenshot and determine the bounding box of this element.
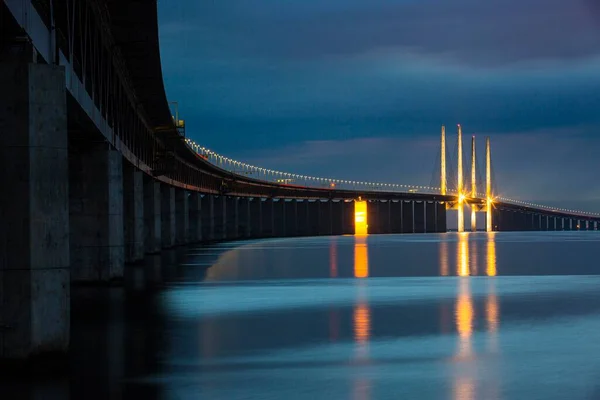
[354,236,369,279]
[458,233,470,277]
[353,235,371,399]
[440,240,449,276]
[450,233,500,400]
[487,232,497,277]
[330,239,338,278]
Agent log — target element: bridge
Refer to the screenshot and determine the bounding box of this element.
[0,0,598,361]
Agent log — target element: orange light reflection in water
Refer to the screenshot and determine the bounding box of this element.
[458,233,469,277]
[486,232,497,277]
[449,232,500,400]
[354,303,370,344]
[353,237,371,400]
[454,233,475,400]
[440,240,449,276]
[329,239,338,278]
[354,236,369,279]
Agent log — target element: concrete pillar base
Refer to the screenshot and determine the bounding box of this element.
[175,189,190,245]
[0,62,70,358]
[161,185,176,248]
[123,164,144,263]
[143,178,161,253]
[70,144,125,283]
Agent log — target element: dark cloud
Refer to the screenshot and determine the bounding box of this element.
[158,1,600,211]
[161,0,600,66]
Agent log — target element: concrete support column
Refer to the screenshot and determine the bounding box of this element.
[143,178,161,253]
[201,195,215,241]
[284,200,298,236]
[189,192,202,242]
[70,144,124,283]
[261,199,275,237]
[307,201,320,236]
[225,197,238,239]
[175,189,189,245]
[318,200,333,235]
[273,200,286,237]
[0,62,70,358]
[123,164,144,263]
[390,201,403,233]
[250,198,263,237]
[213,196,226,240]
[331,201,344,235]
[343,200,355,235]
[161,185,176,248]
[238,197,251,238]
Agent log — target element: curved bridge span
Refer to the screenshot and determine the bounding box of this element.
[0,0,599,360]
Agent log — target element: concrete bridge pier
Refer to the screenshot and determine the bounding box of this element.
[226,197,239,239]
[249,198,263,237]
[331,200,344,235]
[0,61,70,358]
[402,201,414,233]
[143,178,161,253]
[69,143,125,283]
[123,164,144,263]
[367,200,380,234]
[189,192,202,243]
[175,189,189,245]
[318,200,333,235]
[273,199,286,237]
[261,199,275,237]
[436,202,447,232]
[284,200,299,236]
[307,201,320,236]
[161,185,176,248]
[213,196,227,240]
[342,200,355,234]
[237,197,251,238]
[425,201,436,233]
[201,195,215,241]
[414,201,425,233]
[390,201,403,233]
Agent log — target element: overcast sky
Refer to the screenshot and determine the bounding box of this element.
[158,0,600,212]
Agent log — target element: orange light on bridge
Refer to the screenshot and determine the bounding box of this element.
[355,200,368,235]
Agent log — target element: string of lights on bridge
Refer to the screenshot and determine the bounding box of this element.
[184,138,600,218]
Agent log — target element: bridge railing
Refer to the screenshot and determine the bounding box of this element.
[183,138,600,219]
[183,138,444,195]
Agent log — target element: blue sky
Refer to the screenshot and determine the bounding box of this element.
[158,0,600,212]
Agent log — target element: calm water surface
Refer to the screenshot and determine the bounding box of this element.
[5,231,600,399]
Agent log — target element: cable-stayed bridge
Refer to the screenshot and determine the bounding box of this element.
[0,0,598,361]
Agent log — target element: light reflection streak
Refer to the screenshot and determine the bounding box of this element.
[329,239,338,278]
[354,236,369,279]
[448,232,500,400]
[353,237,371,400]
[458,233,469,277]
[486,232,497,277]
[440,240,449,276]
[454,233,474,400]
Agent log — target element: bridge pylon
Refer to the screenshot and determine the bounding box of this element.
[457,124,465,232]
[441,126,447,196]
[486,137,493,232]
[471,136,477,232]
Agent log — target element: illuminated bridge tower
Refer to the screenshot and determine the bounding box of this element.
[457,125,465,232]
[441,126,447,196]
[486,137,493,232]
[471,136,477,232]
